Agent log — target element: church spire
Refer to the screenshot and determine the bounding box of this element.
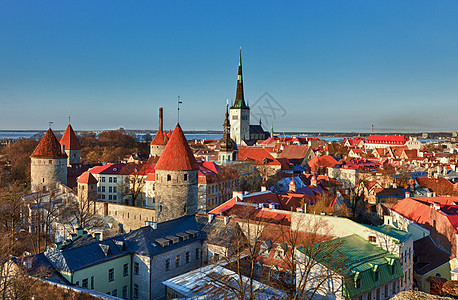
[232,47,248,109]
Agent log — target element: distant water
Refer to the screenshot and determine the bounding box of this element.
[136,133,223,141]
[0,131,38,139]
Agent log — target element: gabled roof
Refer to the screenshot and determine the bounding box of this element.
[414,236,453,275]
[31,128,67,159]
[366,135,408,145]
[238,147,281,166]
[416,176,455,195]
[155,124,198,171]
[60,124,80,150]
[279,145,311,159]
[77,172,98,184]
[307,155,338,173]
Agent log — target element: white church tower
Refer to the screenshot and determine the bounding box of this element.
[230,49,250,145]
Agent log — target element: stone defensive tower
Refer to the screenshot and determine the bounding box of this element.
[150,107,167,157]
[60,124,81,166]
[154,124,198,223]
[77,171,98,213]
[230,48,250,145]
[30,128,68,191]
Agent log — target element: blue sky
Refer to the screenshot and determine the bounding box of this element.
[1,1,458,132]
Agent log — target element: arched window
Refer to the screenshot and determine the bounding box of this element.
[167,174,171,181]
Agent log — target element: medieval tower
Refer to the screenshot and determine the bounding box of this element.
[154,124,198,223]
[230,49,250,145]
[60,124,81,166]
[30,128,68,191]
[77,171,98,213]
[218,102,238,163]
[150,107,167,157]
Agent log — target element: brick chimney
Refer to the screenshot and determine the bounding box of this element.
[159,107,163,132]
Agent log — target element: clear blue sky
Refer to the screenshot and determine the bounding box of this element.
[1,1,458,132]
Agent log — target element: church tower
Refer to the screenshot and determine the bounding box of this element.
[230,48,250,145]
[30,128,68,191]
[218,101,238,163]
[150,107,167,157]
[60,124,81,166]
[154,124,198,223]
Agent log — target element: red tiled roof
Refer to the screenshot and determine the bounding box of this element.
[150,129,167,145]
[366,135,408,145]
[60,124,80,150]
[145,173,156,182]
[307,155,338,173]
[238,147,281,166]
[77,171,98,184]
[279,145,311,159]
[155,124,198,171]
[391,197,432,225]
[30,129,67,159]
[416,177,455,196]
[88,163,129,175]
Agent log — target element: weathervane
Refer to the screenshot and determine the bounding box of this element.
[68,115,71,124]
[48,121,54,129]
[177,96,183,124]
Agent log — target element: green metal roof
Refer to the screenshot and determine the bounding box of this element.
[363,224,413,243]
[298,234,403,298]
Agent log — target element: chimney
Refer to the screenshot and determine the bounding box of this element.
[261,186,267,192]
[224,216,230,225]
[405,192,410,198]
[151,222,157,230]
[289,179,296,192]
[208,213,214,223]
[159,107,163,132]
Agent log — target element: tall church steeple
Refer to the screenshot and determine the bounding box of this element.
[230,48,251,144]
[232,48,248,110]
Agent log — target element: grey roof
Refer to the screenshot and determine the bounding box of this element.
[123,215,203,256]
[249,125,267,135]
[42,215,202,273]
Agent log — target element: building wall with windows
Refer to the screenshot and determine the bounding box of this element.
[69,255,131,298]
[148,241,203,300]
[94,201,156,232]
[91,173,125,204]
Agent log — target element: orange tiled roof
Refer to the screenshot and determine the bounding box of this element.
[150,129,167,145]
[77,171,98,184]
[238,147,281,166]
[60,124,80,150]
[30,129,67,159]
[155,124,198,171]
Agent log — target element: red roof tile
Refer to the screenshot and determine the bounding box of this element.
[279,145,311,159]
[238,147,281,166]
[366,135,408,145]
[77,171,98,184]
[60,124,81,150]
[307,155,338,173]
[30,128,67,159]
[150,129,167,145]
[155,124,198,171]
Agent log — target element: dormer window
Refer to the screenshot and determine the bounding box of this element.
[374,270,379,282]
[259,240,273,256]
[355,278,361,289]
[274,243,288,260]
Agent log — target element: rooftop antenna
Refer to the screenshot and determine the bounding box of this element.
[48,121,53,129]
[177,96,182,124]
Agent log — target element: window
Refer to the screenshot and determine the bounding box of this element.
[91,276,94,289]
[76,281,79,286]
[392,281,396,294]
[377,288,380,300]
[122,286,128,299]
[134,262,139,274]
[175,255,180,268]
[113,195,117,200]
[167,174,171,181]
[435,272,442,278]
[133,284,138,298]
[49,160,52,164]
[109,195,112,200]
[113,177,117,183]
[385,285,388,298]
[108,268,114,282]
[112,289,117,297]
[368,291,372,300]
[102,186,105,192]
[355,278,361,289]
[101,177,105,182]
[196,248,200,260]
[391,264,395,275]
[166,259,170,271]
[109,177,113,183]
[113,187,117,193]
[232,115,238,120]
[186,251,190,263]
[98,187,101,192]
[184,174,188,181]
[102,194,106,199]
[369,236,376,243]
[123,263,128,277]
[109,186,113,193]
[82,278,88,288]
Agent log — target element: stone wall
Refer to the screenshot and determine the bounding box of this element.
[150,144,165,158]
[65,149,80,166]
[155,169,198,223]
[94,201,156,232]
[31,157,67,191]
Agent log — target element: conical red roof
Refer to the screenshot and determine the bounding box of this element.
[150,129,167,145]
[77,171,98,184]
[60,124,81,150]
[31,129,67,159]
[155,124,198,171]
